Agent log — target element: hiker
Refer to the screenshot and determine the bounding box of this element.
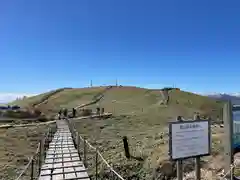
[101,108,104,115]
[63,108,68,118]
[177,116,182,121]
[194,113,200,120]
[96,107,100,115]
[72,108,76,118]
[58,109,62,120]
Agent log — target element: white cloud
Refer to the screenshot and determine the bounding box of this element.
[0,93,36,103]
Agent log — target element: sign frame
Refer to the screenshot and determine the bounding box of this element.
[168,119,211,161]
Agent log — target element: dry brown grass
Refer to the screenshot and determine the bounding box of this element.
[6,86,226,179]
[0,124,54,180]
[74,116,226,179]
[9,86,224,120]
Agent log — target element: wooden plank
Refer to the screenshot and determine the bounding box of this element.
[38,120,89,180]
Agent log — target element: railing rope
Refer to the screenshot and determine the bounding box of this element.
[15,142,40,180]
[220,163,235,180]
[15,123,57,180]
[67,118,125,180]
[15,156,34,180]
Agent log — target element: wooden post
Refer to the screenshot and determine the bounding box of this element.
[83,137,87,167]
[95,149,98,180]
[194,114,201,180]
[223,101,234,175]
[31,158,34,180]
[43,135,47,159]
[123,136,130,159]
[39,140,42,173]
[176,116,183,180]
[49,127,52,140]
[76,132,79,153]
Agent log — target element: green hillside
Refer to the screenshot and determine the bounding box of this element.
[10,86,224,121]
[6,86,225,179]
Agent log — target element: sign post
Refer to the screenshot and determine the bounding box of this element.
[224,102,240,178]
[176,116,183,180]
[194,114,201,180]
[223,101,234,175]
[169,118,211,179]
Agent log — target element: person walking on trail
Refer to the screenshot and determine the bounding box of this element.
[58,109,62,120]
[63,108,68,118]
[96,107,100,116]
[101,107,104,115]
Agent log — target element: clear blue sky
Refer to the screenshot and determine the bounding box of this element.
[1,0,240,94]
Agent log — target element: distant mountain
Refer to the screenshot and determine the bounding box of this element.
[207,93,240,105]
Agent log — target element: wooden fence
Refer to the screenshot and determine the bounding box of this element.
[15,123,57,180]
[66,118,125,180]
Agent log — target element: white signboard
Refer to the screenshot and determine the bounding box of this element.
[169,120,210,160]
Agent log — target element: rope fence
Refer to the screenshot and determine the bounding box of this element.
[15,123,57,180]
[219,158,240,180]
[220,164,234,180]
[66,118,125,180]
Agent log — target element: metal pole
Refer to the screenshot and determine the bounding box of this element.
[177,160,183,180]
[176,116,183,180]
[223,101,234,175]
[195,157,201,180]
[194,114,201,180]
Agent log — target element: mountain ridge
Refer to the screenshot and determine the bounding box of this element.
[207,93,240,105]
[9,86,224,121]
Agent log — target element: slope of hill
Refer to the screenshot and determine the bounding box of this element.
[10,86,224,121]
[9,87,72,107]
[6,86,226,179]
[68,87,225,179]
[208,93,240,105]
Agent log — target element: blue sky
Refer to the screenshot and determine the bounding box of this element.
[1,0,240,100]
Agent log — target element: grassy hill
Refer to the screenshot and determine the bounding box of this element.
[6,86,226,179]
[10,86,224,121]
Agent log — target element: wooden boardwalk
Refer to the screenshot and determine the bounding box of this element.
[39,120,90,180]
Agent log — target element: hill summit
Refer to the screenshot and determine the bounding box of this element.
[10,86,224,122]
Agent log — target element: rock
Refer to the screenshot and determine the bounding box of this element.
[153,160,176,179]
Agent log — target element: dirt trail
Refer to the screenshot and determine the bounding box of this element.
[75,86,114,109]
[32,88,72,108]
